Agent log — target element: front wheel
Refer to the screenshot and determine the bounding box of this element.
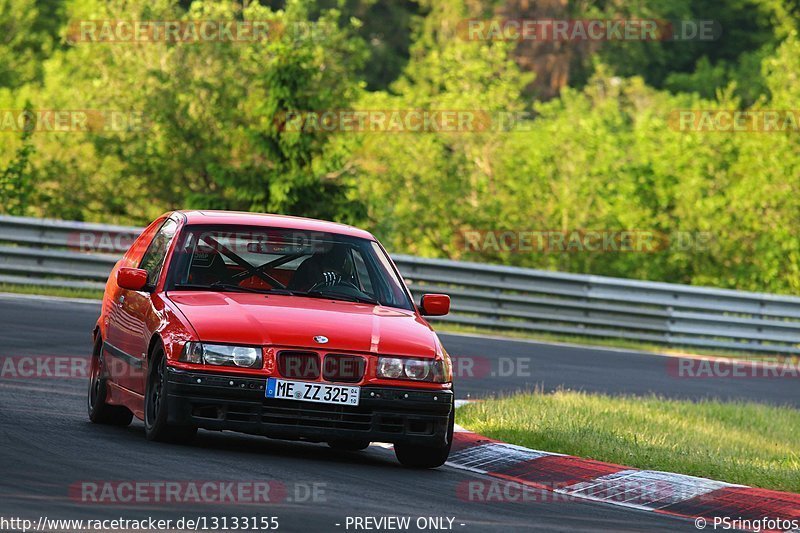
[144,346,196,444]
[394,409,454,469]
[88,336,133,426]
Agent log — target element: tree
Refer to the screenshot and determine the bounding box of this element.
[0,0,63,89]
[20,0,369,223]
[351,0,531,256]
[0,103,35,216]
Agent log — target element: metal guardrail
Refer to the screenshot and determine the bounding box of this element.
[1,214,799,355]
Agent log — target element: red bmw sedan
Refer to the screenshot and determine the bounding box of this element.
[88,211,454,468]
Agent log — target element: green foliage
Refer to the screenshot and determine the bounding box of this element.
[0,0,40,88]
[0,0,63,88]
[502,0,795,102]
[350,0,532,256]
[1,0,800,294]
[10,0,368,223]
[297,0,421,90]
[349,1,800,294]
[0,102,36,215]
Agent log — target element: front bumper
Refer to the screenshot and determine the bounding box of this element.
[165,367,453,446]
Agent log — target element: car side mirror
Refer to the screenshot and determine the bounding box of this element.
[117,267,149,291]
[420,294,450,316]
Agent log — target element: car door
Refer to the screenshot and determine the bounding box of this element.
[106,218,178,394]
[103,218,162,391]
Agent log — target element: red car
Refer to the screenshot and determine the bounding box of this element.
[88,211,454,468]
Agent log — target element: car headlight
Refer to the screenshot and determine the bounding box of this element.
[180,342,262,369]
[405,359,430,380]
[377,357,404,379]
[377,356,451,383]
[432,352,452,383]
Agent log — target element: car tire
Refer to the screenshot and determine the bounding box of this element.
[88,336,133,426]
[144,345,197,444]
[394,408,455,469]
[327,439,371,451]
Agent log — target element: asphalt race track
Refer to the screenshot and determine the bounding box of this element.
[1,293,783,532]
[443,334,799,407]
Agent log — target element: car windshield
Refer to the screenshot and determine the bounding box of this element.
[166,225,414,311]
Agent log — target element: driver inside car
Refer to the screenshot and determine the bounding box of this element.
[289,245,356,292]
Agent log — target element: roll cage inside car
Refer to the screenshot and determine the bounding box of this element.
[141,217,415,311]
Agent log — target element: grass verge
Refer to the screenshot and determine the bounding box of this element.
[456,390,800,493]
[0,283,104,301]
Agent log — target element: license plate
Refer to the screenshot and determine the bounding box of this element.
[266,378,360,406]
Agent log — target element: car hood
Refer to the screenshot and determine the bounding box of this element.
[167,291,440,358]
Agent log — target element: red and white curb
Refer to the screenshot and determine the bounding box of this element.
[447,426,800,532]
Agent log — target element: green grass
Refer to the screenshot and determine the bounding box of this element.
[456,391,800,493]
[0,283,104,300]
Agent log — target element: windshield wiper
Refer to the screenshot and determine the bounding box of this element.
[261,288,299,296]
[173,282,271,294]
[173,284,380,305]
[306,290,380,306]
[258,287,378,305]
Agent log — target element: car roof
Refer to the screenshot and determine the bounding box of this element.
[172,210,376,240]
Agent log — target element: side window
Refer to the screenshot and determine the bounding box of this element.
[123,218,164,266]
[138,219,179,287]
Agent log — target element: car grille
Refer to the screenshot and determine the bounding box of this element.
[277,351,367,383]
[277,351,320,379]
[322,354,365,383]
